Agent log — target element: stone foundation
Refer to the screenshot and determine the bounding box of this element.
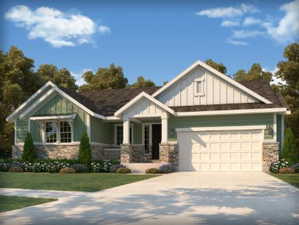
[263,142,279,172]
[120,144,146,163]
[159,143,179,170]
[13,143,121,161]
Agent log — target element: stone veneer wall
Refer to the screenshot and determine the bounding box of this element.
[263,142,279,172]
[159,143,179,170]
[120,144,147,163]
[13,143,120,161]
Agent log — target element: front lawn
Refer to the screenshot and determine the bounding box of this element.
[0,172,157,192]
[273,174,299,189]
[0,195,56,212]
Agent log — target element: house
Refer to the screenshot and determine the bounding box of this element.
[6,60,289,172]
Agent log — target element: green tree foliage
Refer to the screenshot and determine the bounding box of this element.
[79,132,92,165]
[276,42,299,147]
[205,59,227,74]
[234,63,272,82]
[22,133,37,162]
[37,64,77,90]
[281,128,298,165]
[79,64,128,92]
[131,76,155,88]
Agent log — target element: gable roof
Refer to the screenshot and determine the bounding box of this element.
[152,60,272,104]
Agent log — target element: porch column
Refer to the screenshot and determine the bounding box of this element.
[161,113,168,144]
[123,118,130,144]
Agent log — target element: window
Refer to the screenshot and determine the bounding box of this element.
[144,124,150,153]
[44,121,72,144]
[194,78,205,96]
[115,125,133,145]
[60,121,72,143]
[46,122,57,143]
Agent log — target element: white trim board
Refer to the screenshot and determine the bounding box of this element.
[30,114,77,120]
[114,91,175,117]
[152,60,272,104]
[176,125,267,132]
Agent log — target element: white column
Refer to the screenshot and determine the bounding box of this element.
[86,114,91,139]
[161,113,168,144]
[123,119,130,144]
[273,113,277,142]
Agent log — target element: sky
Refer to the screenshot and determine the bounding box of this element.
[1,0,299,86]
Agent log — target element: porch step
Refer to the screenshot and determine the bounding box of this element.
[123,163,164,173]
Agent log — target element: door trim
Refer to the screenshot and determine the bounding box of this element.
[142,123,161,146]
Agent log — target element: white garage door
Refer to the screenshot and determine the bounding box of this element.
[177,126,265,171]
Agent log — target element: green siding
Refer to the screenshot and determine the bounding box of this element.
[15,119,28,143]
[168,114,274,141]
[90,117,114,144]
[31,120,42,143]
[133,122,142,144]
[277,114,282,146]
[29,94,87,142]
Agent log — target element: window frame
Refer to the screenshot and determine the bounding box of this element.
[194,75,206,96]
[114,124,134,145]
[42,120,74,145]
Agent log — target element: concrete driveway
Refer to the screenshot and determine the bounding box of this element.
[1,172,299,225]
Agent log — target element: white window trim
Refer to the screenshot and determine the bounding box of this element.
[194,75,206,97]
[114,123,134,145]
[141,122,161,145]
[42,120,74,145]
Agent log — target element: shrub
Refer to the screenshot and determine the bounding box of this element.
[90,161,112,172]
[8,166,24,172]
[116,168,131,174]
[281,128,298,166]
[22,133,36,162]
[59,167,76,173]
[110,164,125,173]
[79,132,91,165]
[270,158,289,173]
[145,168,160,174]
[0,162,10,172]
[291,163,299,173]
[71,164,89,173]
[159,164,173,173]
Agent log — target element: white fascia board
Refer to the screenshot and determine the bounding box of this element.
[175,108,288,117]
[30,114,77,120]
[152,60,272,104]
[176,125,267,132]
[6,81,53,122]
[114,91,175,117]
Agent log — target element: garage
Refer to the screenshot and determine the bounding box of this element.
[177,126,265,171]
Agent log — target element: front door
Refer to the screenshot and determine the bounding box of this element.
[151,124,161,160]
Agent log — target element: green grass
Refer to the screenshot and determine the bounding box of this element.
[0,172,157,192]
[0,195,56,212]
[273,173,299,188]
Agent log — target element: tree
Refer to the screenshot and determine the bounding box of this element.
[37,64,77,90]
[22,133,36,162]
[234,63,272,82]
[79,64,128,92]
[131,76,155,88]
[276,43,299,147]
[79,132,91,165]
[281,128,298,165]
[205,59,227,74]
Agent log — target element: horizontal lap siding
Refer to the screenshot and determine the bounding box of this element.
[157,66,257,107]
[168,114,274,141]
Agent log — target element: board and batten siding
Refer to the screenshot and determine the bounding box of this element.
[17,93,88,143]
[90,117,114,144]
[168,114,276,141]
[157,66,258,107]
[123,97,166,119]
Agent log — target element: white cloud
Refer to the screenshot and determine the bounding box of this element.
[221,20,240,27]
[71,68,92,86]
[232,30,265,39]
[226,39,248,46]
[264,0,299,43]
[243,17,262,26]
[98,25,111,33]
[262,67,286,85]
[196,4,258,18]
[5,5,111,47]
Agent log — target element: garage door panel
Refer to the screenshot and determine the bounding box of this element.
[178,128,263,172]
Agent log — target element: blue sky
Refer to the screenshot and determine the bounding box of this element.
[1,0,298,85]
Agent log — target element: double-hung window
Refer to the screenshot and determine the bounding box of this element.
[194,77,205,96]
[45,121,72,144]
[115,125,133,145]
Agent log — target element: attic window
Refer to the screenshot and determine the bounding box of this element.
[194,78,205,96]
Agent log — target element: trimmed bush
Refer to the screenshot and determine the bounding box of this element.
[22,132,36,162]
[59,167,76,173]
[8,166,23,172]
[145,168,160,174]
[159,164,173,173]
[281,128,298,166]
[116,168,131,174]
[79,132,91,165]
[71,164,89,173]
[110,164,124,173]
[90,161,112,172]
[270,158,289,173]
